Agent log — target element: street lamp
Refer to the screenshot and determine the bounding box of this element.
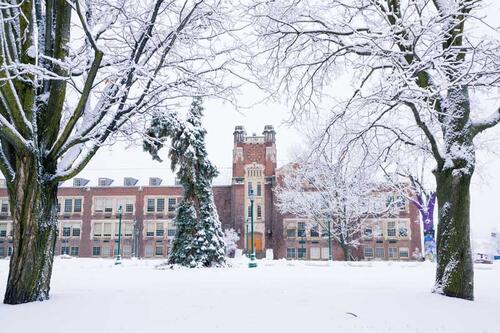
[248,189,257,268]
[245,221,249,256]
[115,205,123,265]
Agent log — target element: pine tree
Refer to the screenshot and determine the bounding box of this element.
[144,97,226,267]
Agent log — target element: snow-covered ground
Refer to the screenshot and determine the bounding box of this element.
[0,258,499,333]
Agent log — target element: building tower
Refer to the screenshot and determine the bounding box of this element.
[231,125,277,257]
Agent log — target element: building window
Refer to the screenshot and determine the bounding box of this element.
[116,198,135,214]
[286,248,296,259]
[69,224,79,237]
[298,248,306,259]
[257,205,262,219]
[0,200,8,213]
[321,247,330,259]
[102,246,111,257]
[310,225,319,237]
[399,247,409,258]
[247,205,252,218]
[155,246,163,256]
[124,223,133,237]
[156,223,164,237]
[364,247,373,258]
[145,222,155,237]
[61,246,70,255]
[247,182,253,196]
[0,223,8,237]
[92,247,101,256]
[396,195,406,210]
[167,229,176,237]
[364,227,372,238]
[297,222,306,237]
[0,247,4,257]
[374,223,383,238]
[74,199,82,213]
[156,198,165,212]
[398,221,408,238]
[103,223,112,237]
[125,203,134,213]
[147,198,155,213]
[375,247,385,258]
[93,223,102,237]
[168,198,177,212]
[145,246,154,257]
[7,246,12,256]
[62,226,71,237]
[286,228,296,238]
[387,221,396,238]
[256,182,262,196]
[310,247,320,259]
[388,247,398,258]
[70,247,79,256]
[94,198,113,213]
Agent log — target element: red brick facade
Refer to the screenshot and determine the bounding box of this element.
[0,125,421,260]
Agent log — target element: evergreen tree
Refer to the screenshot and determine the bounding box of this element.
[144,97,226,267]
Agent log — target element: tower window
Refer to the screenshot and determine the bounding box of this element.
[247,182,253,196]
[257,205,262,219]
[256,182,262,196]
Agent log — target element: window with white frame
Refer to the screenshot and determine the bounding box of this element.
[70,247,79,256]
[297,222,306,237]
[0,198,9,214]
[59,197,83,214]
[387,221,396,238]
[321,247,330,259]
[256,205,262,219]
[286,248,296,259]
[94,197,113,213]
[156,198,165,212]
[374,222,383,238]
[399,247,409,258]
[310,224,319,237]
[364,226,373,238]
[103,223,112,237]
[388,247,398,258]
[168,198,177,212]
[102,246,111,257]
[0,223,8,237]
[310,247,320,259]
[145,246,154,257]
[147,198,155,213]
[247,181,253,196]
[124,223,133,237]
[297,248,306,259]
[92,221,113,238]
[256,182,262,196]
[156,222,164,237]
[155,246,163,256]
[92,247,101,256]
[375,247,385,258]
[286,228,296,238]
[167,229,176,237]
[116,197,135,214]
[61,246,69,255]
[364,247,373,258]
[398,221,408,238]
[60,222,81,238]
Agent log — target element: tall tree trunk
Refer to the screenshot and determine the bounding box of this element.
[3,155,58,305]
[434,170,473,300]
[433,86,474,301]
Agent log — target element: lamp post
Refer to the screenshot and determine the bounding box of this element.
[328,220,332,261]
[115,205,123,265]
[245,222,249,256]
[248,189,257,268]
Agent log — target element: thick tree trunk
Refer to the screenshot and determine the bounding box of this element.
[339,241,351,261]
[3,155,58,305]
[433,168,474,300]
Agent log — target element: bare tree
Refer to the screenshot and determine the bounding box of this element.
[0,0,237,304]
[275,147,390,261]
[248,0,500,300]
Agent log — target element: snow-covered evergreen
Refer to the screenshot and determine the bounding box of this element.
[145,97,226,267]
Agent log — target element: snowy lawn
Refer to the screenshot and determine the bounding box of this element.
[0,258,499,333]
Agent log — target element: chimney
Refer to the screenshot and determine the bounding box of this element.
[124,177,138,186]
[149,177,163,186]
[98,178,113,187]
[263,125,276,143]
[233,125,246,143]
[73,178,89,187]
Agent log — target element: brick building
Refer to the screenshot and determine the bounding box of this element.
[0,125,421,260]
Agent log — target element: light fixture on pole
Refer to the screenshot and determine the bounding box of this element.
[248,189,257,268]
[115,205,123,265]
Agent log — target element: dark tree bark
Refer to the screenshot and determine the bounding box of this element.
[4,154,59,304]
[434,170,473,300]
